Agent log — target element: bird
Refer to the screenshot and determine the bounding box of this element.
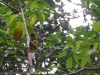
[30,34,38,52]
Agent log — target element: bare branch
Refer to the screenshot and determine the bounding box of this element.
[1,1,20,12]
[30,41,48,74]
[19,0,33,74]
[63,67,100,75]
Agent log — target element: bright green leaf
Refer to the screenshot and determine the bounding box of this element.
[54,51,67,58]
[81,54,90,68]
[24,1,29,4]
[30,14,36,25]
[9,22,17,33]
[93,21,100,32]
[66,57,73,68]
[80,41,90,46]
[91,34,96,38]
[29,1,44,9]
[73,54,80,64]
[94,42,98,48]
[6,14,16,25]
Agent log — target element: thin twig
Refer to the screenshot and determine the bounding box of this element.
[1,1,20,12]
[63,67,100,75]
[31,41,45,59]
[31,41,48,74]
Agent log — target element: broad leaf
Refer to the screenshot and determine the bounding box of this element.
[93,21,100,32]
[29,1,44,9]
[36,12,45,22]
[66,57,73,68]
[94,42,99,48]
[27,24,35,34]
[9,22,17,33]
[73,54,80,64]
[66,36,74,44]
[6,14,16,25]
[81,54,90,68]
[54,51,67,58]
[30,14,36,25]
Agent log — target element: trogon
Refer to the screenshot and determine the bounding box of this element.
[30,34,38,52]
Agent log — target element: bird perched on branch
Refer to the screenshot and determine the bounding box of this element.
[30,34,38,52]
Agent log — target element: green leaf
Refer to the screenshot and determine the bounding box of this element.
[45,42,52,48]
[94,42,98,48]
[29,1,44,9]
[9,21,25,35]
[91,34,96,38]
[93,21,100,32]
[85,62,95,68]
[8,41,14,46]
[73,54,80,64]
[54,51,67,58]
[80,41,90,46]
[27,24,35,34]
[66,57,73,68]
[24,1,29,4]
[16,21,25,34]
[86,0,90,8]
[30,14,36,25]
[6,14,16,25]
[81,54,90,68]
[26,19,35,34]
[66,36,74,44]
[9,22,17,33]
[0,37,4,43]
[39,1,53,9]
[36,12,45,22]
[0,29,6,35]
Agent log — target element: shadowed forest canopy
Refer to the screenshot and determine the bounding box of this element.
[0,0,100,75]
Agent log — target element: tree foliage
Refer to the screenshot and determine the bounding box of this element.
[0,0,100,75]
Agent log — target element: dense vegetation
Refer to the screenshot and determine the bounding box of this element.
[0,0,100,75]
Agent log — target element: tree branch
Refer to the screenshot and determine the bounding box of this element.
[63,67,100,75]
[1,1,20,12]
[19,0,33,75]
